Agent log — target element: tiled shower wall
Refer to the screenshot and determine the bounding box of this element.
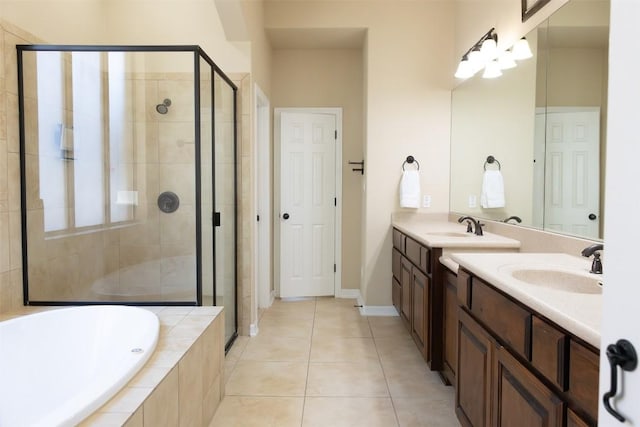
[0,21,42,313]
[0,19,254,324]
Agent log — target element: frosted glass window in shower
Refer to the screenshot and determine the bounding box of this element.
[72,52,105,228]
[36,51,67,232]
[108,52,134,223]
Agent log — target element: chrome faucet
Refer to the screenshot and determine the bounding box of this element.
[581,243,603,274]
[458,216,484,236]
[503,216,522,224]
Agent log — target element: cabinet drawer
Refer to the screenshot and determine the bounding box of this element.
[568,340,599,422]
[393,229,405,252]
[392,248,402,281]
[531,316,567,390]
[470,278,532,359]
[457,269,471,308]
[405,237,422,269]
[420,245,431,274]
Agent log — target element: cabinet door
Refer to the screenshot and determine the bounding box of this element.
[443,270,458,385]
[392,248,402,281]
[568,340,599,422]
[493,346,563,427]
[412,267,429,355]
[392,277,401,315]
[567,408,593,427]
[457,309,495,427]
[400,256,412,328]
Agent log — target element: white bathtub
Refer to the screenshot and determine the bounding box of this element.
[0,306,159,427]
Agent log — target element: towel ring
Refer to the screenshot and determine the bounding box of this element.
[402,155,420,171]
[484,155,501,171]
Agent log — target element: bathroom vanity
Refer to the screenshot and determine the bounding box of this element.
[451,252,601,427]
[391,216,520,372]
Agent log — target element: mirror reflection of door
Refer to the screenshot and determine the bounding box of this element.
[542,107,600,238]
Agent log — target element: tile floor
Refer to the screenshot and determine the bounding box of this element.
[210,297,460,427]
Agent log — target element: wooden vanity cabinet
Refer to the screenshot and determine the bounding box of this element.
[456,268,600,427]
[442,269,458,386]
[391,228,443,368]
[400,256,412,326]
[493,345,564,427]
[457,309,496,427]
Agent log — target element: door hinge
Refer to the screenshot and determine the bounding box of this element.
[334,264,336,273]
[213,212,221,227]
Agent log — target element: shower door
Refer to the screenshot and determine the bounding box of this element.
[212,71,238,347]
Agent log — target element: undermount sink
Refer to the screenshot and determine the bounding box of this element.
[426,231,472,238]
[507,268,602,294]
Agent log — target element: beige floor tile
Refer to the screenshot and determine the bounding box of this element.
[226,335,249,362]
[393,397,460,427]
[225,361,308,396]
[383,360,453,400]
[314,308,364,322]
[302,397,399,427]
[258,317,314,338]
[313,317,372,338]
[310,336,379,362]
[375,336,426,365]
[368,316,411,338]
[209,396,304,427]
[261,309,316,321]
[241,335,311,362]
[306,362,389,397]
[224,358,237,385]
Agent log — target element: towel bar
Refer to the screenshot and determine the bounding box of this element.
[484,155,501,171]
[402,155,420,171]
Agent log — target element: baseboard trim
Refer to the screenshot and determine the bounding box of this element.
[337,289,361,299]
[249,324,259,337]
[356,295,400,317]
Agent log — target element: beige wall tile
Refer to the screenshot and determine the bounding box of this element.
[178,334,203,427]
[7,152,19,211]
[79,411,133,427]
[202,372,222,426]
[123,408,143,427]
[0,211,10,272]
[143,366,179,426]
[201,314,224,392]
[6,93,18,154]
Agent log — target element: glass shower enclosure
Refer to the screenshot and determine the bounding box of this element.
[17,45,238,346]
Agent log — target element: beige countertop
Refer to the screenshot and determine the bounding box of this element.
[392,216,521,249]
[449,252,602,349]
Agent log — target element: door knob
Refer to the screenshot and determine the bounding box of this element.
[603,339,637,422]
[282,213,290,220]
[589,213,597,220]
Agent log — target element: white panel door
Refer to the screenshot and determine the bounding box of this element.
[544,108,600,238]
[599,1,640,424]
[280,112,336,298]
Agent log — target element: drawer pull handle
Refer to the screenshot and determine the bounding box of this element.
[603,339,637,422]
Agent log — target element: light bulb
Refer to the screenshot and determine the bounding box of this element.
[482,60,502,79]
[454,58,474,79]
[480,37,498,60]
[512,37,533,60]
[497,50,517,70]
[468,48,484,73]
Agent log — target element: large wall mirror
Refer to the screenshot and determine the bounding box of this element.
[450,0,610,240]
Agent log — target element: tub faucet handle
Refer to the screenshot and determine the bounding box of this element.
[581,243,603,274]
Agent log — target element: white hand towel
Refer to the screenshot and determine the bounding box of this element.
[400,170,420,208]
[480,170,505,208]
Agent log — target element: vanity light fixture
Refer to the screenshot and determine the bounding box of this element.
[512,37,533,60]
[497,50,517,70]
[482,59,503,79]
[454,30,534,80]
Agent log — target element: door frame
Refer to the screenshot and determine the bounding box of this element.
[274,107,343,298]
[254,84,273,317]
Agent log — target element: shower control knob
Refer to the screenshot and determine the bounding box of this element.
[283,213,290,220]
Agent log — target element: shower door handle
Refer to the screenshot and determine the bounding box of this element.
[213,212,221,227]
[603,339,637,422]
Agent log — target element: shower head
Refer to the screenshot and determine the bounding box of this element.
[156,98,172,114]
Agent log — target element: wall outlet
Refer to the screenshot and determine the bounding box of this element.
[468,195,477,208]
[423,195,432,208]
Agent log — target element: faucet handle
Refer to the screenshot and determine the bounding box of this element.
[465,221,473,233]
[591,252,603,274]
